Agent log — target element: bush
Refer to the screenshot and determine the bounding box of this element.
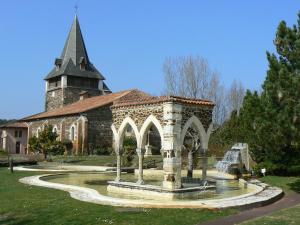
[122,137,136,167]
[287,165,300,176]
[0,148,7,156]
[94,147,113,156]
[253,161,284,176]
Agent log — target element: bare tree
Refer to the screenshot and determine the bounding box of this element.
[163,55,228,125]
[227,79,245,114]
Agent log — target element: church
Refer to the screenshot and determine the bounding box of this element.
[2,15,214,160]
[19,15,151,155]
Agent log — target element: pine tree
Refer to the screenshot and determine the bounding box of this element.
[240,13,300,174]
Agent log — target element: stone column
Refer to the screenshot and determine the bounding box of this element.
[75,121,81,155]
[162,102,182,190]
[187,150,193,178]
[201,148,207,181]
[81,117,88,155]
[26,123,32,153]
[115,149,123,182]
[136,148,145,185]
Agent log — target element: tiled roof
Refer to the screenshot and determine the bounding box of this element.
[0,122,28,129]
[21,90,135,121]
[112,95,214,108]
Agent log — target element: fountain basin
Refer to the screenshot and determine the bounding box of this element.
[107,181,216,200]
[19,172,283,209]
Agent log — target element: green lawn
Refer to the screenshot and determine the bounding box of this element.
[241,204,300,225]
[241,176,300,225]
[0,168,236,225]
[49,155,164,168]
[259,176,300,194]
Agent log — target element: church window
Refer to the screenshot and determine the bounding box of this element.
[70,125,76,141]
[53,126,57,134]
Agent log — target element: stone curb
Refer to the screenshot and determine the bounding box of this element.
[19,174,283,209]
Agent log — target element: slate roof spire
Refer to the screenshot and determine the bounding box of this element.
[45,15,104,80]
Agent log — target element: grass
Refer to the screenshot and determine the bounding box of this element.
[240,175,300,225]
[0,168,237,225]
[240,204,300,225]
[259,176,300,194]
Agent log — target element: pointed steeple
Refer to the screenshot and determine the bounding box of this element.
[60,15,90,66]
[45,15,104,80]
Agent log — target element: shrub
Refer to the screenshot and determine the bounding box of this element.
[94,147,113,155]
[122,136,136,167]
[287,165,300,176]
[0,148,7,156]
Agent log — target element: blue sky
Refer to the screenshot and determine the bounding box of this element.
[0,1,299,119]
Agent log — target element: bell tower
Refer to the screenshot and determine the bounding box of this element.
[44,15,111,111]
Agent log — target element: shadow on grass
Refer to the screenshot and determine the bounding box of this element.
[288,179,300,193]
[0,214,32,225]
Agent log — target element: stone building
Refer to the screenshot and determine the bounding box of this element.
[20,15,149,154]
[44,15,111,112]
[0,122,28,154]
[21,89,150,155]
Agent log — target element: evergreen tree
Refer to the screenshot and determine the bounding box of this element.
[240,13,300,174]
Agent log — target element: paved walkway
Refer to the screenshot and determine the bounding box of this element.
[199,193,300,225]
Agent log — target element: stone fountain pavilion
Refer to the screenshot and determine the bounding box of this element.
[108,94,215,199]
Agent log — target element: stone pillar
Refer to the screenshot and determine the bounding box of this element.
[60,121,65,141]
[75,121,81,155]
[162,102,182,190]
[81,118,88,155]
[26,123,32,153]
[201,148,207,181]
[136,148,145,185]
[115,149,123,182]
[187,150,193,178]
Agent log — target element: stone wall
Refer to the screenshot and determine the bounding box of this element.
[112,104,164,131]
[181,104,213,131]
[63,87,100,106]
[86,105,113,150]
[28,116,82,154]
[45,87,101,111]
[45,88,63,111]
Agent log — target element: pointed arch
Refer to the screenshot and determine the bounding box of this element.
[111,124,120,152]
[180,115,207,147]
[118,117,141,148]
[140,115,164,148]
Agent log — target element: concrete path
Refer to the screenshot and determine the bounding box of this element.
[199,193,300,225]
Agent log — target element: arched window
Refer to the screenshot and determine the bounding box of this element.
[70,125,76,141]
[53,126,57,134]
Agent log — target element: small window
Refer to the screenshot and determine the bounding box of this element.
[52,91,55,97]
[15,130,18,138]
[70,126,75,141]
[19,130,22,138]
[53,127,57,134]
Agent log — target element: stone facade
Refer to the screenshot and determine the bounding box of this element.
[112,104,164,131]
[181,105,213,132]
[27,105,114,155]
[86,105,113,150]
[45,85,101,111]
